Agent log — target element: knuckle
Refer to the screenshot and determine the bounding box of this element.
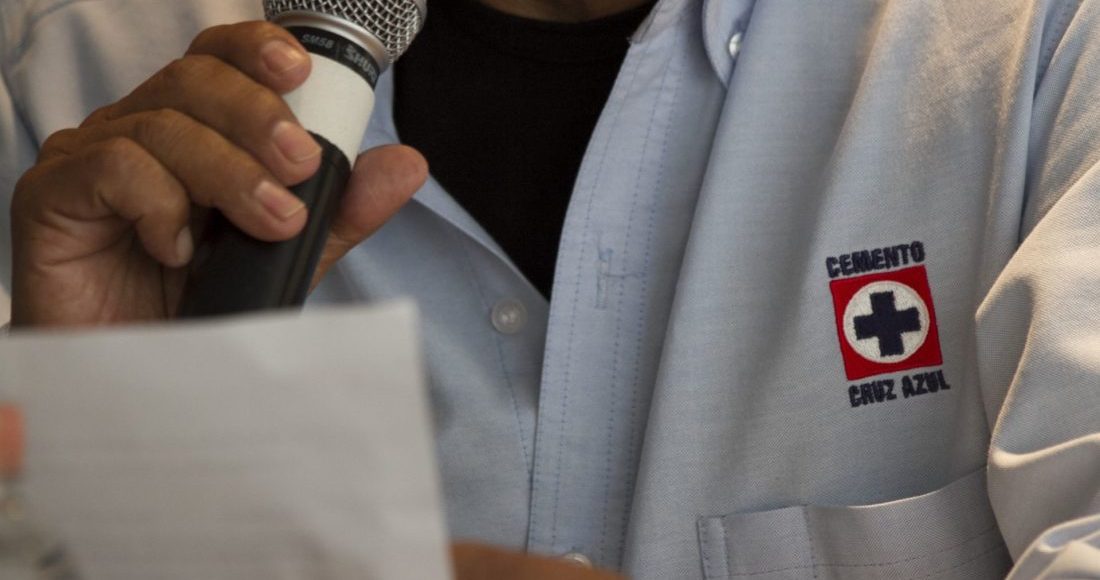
[39,128,80,158]
[131,108,190,145]
[159,54,220,88]
[81,104,114,127]
[393,148,429,179]
[235,80,285,116]
[86,137,148,178]
[187,24,231,53]
[246,20,286,38]
[158,57,191,85]
[148,184,189,218]
[228,86,292,142]
[240,167,272,198]
[258,20,286,36]
[236,20,288,45]
[228,166,271,206]
[189,21,285,55]
[198,160,266,209]
[11,163,52,215]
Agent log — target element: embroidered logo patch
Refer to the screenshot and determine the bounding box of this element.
[829,263,943,381]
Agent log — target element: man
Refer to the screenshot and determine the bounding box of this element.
[4,0,1100,578]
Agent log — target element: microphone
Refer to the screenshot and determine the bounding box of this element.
[176,0,426,318]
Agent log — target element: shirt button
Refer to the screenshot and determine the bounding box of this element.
[560,552,593,568]
[728,31,744,58]
[490,299,527,334]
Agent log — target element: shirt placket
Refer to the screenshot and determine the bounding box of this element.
[526,9,696,568]
[524,0,755,567]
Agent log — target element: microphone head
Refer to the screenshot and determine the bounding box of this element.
[263,0,426,65]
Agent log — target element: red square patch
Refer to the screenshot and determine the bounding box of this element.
[829,266,943,381]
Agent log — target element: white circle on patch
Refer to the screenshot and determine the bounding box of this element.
[842,281,929,364]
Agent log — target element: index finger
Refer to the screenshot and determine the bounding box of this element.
[187,21,312,94]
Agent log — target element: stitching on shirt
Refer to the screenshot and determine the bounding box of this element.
[729,565,820,577]
[596,26,677,565]
[539,20,652,551]
[902,541,1006,580]
[724,524,999,576]
[698,518,715,580]
[450,229,533,473]
[597,311,625,564]
[722,517,732,579]
[827,524,998,569]
[612,11,689,566]
[803,507,819,580]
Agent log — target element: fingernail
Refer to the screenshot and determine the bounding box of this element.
[255,180,306,221]
[261,40,308,75]
[175,227,193,264]
[273,121,321,163]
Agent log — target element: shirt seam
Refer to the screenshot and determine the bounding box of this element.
[596,10,685,567]
[533,10,653,554]
[721,524,999,576]
[697,517,717,579]
[615,13,687,565]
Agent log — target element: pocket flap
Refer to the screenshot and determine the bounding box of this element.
[697,470,1011,579]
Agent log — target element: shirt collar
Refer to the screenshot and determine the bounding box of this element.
[360,72,526,279]
[362,0,753,255]
[632,0,756,86]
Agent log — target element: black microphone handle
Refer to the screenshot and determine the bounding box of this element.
[175,132,351,319]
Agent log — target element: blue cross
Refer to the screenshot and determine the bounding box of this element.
[853,291,922,357]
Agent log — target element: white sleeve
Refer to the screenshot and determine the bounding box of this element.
[0,0,41,296]
[1008,515,1100,579]
[979,3,1100,578]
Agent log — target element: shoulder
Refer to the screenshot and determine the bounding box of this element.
[1,0,262,66]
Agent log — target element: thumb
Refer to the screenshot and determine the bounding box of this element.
[311,144,428,289]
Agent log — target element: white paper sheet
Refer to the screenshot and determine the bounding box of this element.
[0,302,451,580]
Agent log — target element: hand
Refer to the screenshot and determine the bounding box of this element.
[10,21,426,328]
[452,544,625,580]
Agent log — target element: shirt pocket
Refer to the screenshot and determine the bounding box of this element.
[695,470,1011,580]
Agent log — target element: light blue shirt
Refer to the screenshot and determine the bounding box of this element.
[8,0,1100,578]
[314,0,745,567]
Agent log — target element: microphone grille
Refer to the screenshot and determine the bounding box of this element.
[263,0,425,63]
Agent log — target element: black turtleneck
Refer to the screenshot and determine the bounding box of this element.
[394,0,654,297]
